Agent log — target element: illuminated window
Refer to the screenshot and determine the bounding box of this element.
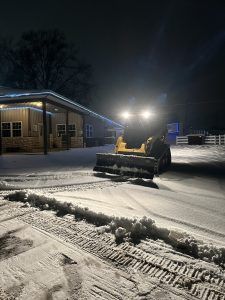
[2,122,11,137]
[86,124,93,138]
[56,124,66,137]
[2,122,22,137]
[68,124,76,137]
[57,124,76,137]
[12,122,22,137]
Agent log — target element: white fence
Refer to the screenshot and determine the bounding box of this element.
[176,135,225,145]
[176,136,188,145]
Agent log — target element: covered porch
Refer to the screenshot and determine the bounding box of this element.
[0,91,86,154]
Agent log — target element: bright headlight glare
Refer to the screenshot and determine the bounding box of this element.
[142,111,152,119]
[121,111,130,119]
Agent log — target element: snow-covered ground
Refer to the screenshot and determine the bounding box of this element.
[0,145,225,299]
[1,199,225,300]
[0,145,113,175]
[1,145,224,245]
[0,210,137,300]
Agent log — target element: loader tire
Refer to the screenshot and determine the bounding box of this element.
[158,148,171,173]
[166,148,171,167]
[146,139,163,158]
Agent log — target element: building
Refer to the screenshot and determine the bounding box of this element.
[84,114,123,147]
[0,88,123,154]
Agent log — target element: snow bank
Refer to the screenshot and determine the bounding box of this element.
[0,181,13,190]
[4,191,225,268]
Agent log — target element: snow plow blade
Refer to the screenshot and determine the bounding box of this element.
[93,153,156,179]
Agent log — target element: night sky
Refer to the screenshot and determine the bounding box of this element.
[1,0,225,120]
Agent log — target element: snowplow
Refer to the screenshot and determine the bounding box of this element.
[93,111,171,179]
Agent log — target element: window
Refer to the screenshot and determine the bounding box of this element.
[105,130,116,138]
[56,124,66,137]
[57,124,76,137]
[12,122,22,137]
[2,122,22,137]
[2,122,11,137]
[68,124,76,137]
[86,124,93,138]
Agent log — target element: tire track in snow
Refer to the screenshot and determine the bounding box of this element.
[0,171,125,191]
[0,180,123,196]
[1,200,225,300]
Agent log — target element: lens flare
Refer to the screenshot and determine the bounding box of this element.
[121,111,130,119]
[141,111,152,119]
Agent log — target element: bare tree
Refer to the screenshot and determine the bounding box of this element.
[0,29,93,105]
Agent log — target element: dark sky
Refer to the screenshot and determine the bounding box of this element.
[1,0,225,118]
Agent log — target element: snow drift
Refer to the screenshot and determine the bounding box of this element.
[4,191,225,268]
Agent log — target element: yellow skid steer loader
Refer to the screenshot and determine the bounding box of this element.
[94,112,171,179]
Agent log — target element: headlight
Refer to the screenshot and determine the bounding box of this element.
[121,111,130,119]
[141,111,152,119]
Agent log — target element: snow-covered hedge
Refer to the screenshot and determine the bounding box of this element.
[4,191,225,268]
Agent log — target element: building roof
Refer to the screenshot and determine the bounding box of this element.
[0,88,123,128]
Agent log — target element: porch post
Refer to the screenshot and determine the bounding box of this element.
[42,100,48,155]
[66,110,69,150]
[82,114,86,148]
[0,108,2,155]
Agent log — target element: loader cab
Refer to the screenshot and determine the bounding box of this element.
[123,119,167,149]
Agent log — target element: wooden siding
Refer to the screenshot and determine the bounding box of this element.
[1,108,84,151]
[84,115,105,138]
[1,109,83,139]
[29,109,43,137]
[52,112,83,137]
[1,109,29,136]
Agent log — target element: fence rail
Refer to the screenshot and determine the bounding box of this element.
[176,136,188,144]
[176,135,225,145]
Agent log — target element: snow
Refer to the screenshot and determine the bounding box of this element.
[0,217,136,299]
[0,145,225,246]
[1,144,225,298]
[0,144,114,175]
[53,181,225,245]
[1,197,225,299]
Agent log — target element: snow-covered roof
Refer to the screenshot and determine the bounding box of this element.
[0,88,123,128]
